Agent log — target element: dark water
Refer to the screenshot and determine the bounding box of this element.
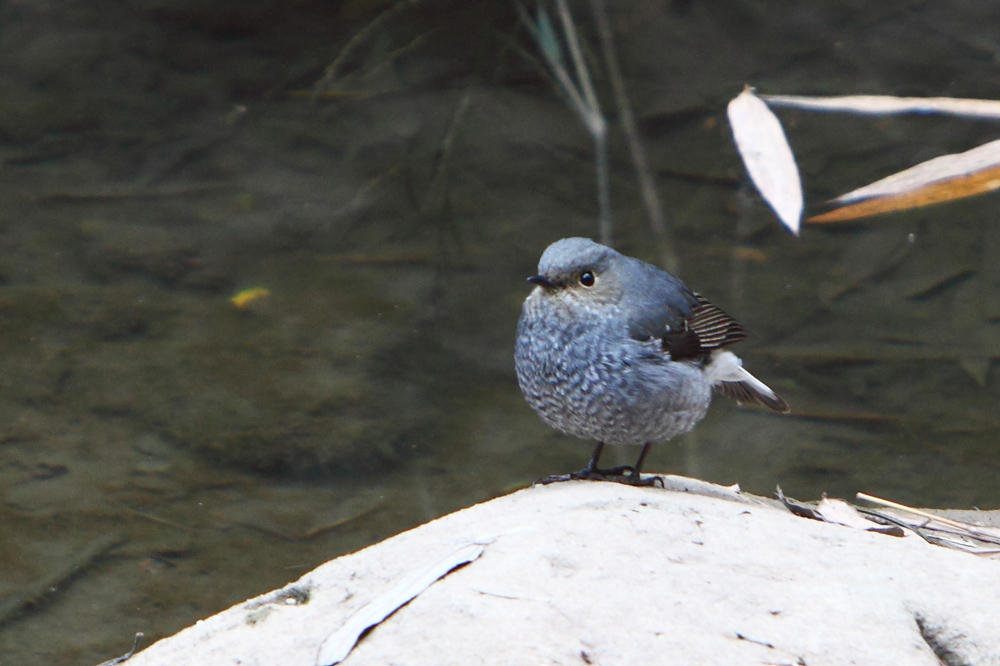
[1,0,998,662]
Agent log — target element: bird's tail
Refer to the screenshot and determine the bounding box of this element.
[704,350,789,413]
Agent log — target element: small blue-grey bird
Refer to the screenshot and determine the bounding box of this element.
[515,237,788,485]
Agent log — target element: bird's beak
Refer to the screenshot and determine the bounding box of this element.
[527,275,555,288]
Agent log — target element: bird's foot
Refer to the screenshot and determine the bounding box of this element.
[533,473,576,485]
[534,465,667,487]
[623,471,665,488]
[593,464,634,477]
[534,470,611,485]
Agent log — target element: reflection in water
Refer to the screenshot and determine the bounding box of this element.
[0,1,998,663]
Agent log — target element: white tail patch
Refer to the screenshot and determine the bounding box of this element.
[704,350,787,412]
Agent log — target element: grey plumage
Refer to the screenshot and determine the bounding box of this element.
[515,237,788,484]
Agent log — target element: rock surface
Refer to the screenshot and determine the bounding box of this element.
[123,479,1000,666]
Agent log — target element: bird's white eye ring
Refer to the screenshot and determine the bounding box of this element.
[579,271,596,287]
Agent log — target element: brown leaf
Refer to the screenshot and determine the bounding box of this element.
[809,162,1000,223]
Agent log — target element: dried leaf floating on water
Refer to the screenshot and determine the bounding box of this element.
[831,139,1000,204]
[727,88,803,234]
[754,94,1000,221]
[810,140,1000,223]
[808,171,1000,222]
[761,94,1000,120]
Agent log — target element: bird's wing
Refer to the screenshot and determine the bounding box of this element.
[662,294,748,361]
[624,261,700,342]
[621,258,747,359]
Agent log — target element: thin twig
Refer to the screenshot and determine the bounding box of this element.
[857,492,1000,541]
[555,0,601,125]
[421,88,475,214]
[593,124,612,245]
[552,0,611,244]
[589,0,676,268]
[119,506,194,532]
[516,2,611,244]
[362,29,440,84]
[492,27,561,93]
[312,0,427,99]
[856,493,971,531]
[514,4,593,125]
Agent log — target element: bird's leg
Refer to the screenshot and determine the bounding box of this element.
[535,442,636,485]
[624,442,664,487]
[586,441,634,477]
[572,441,605,477]
[536,442,605,484]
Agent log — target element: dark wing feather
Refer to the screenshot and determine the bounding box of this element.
[686,294,747,348]
[663,294,748,361]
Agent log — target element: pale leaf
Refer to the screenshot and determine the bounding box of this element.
[833,138,1000,204]
[809,160,1000,223]
[815,498,902,534]
[318,542,486,665]
[727,88,803,234]
[762,94,1000,120]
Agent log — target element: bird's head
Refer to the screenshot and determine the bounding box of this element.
[527,237,625,310]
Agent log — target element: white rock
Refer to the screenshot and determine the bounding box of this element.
[124,479,1000,666]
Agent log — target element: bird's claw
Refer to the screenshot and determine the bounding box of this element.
[625,472,665,488]
[534,468,663,488]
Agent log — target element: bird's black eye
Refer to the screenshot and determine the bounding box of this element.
[579,271,595,287]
